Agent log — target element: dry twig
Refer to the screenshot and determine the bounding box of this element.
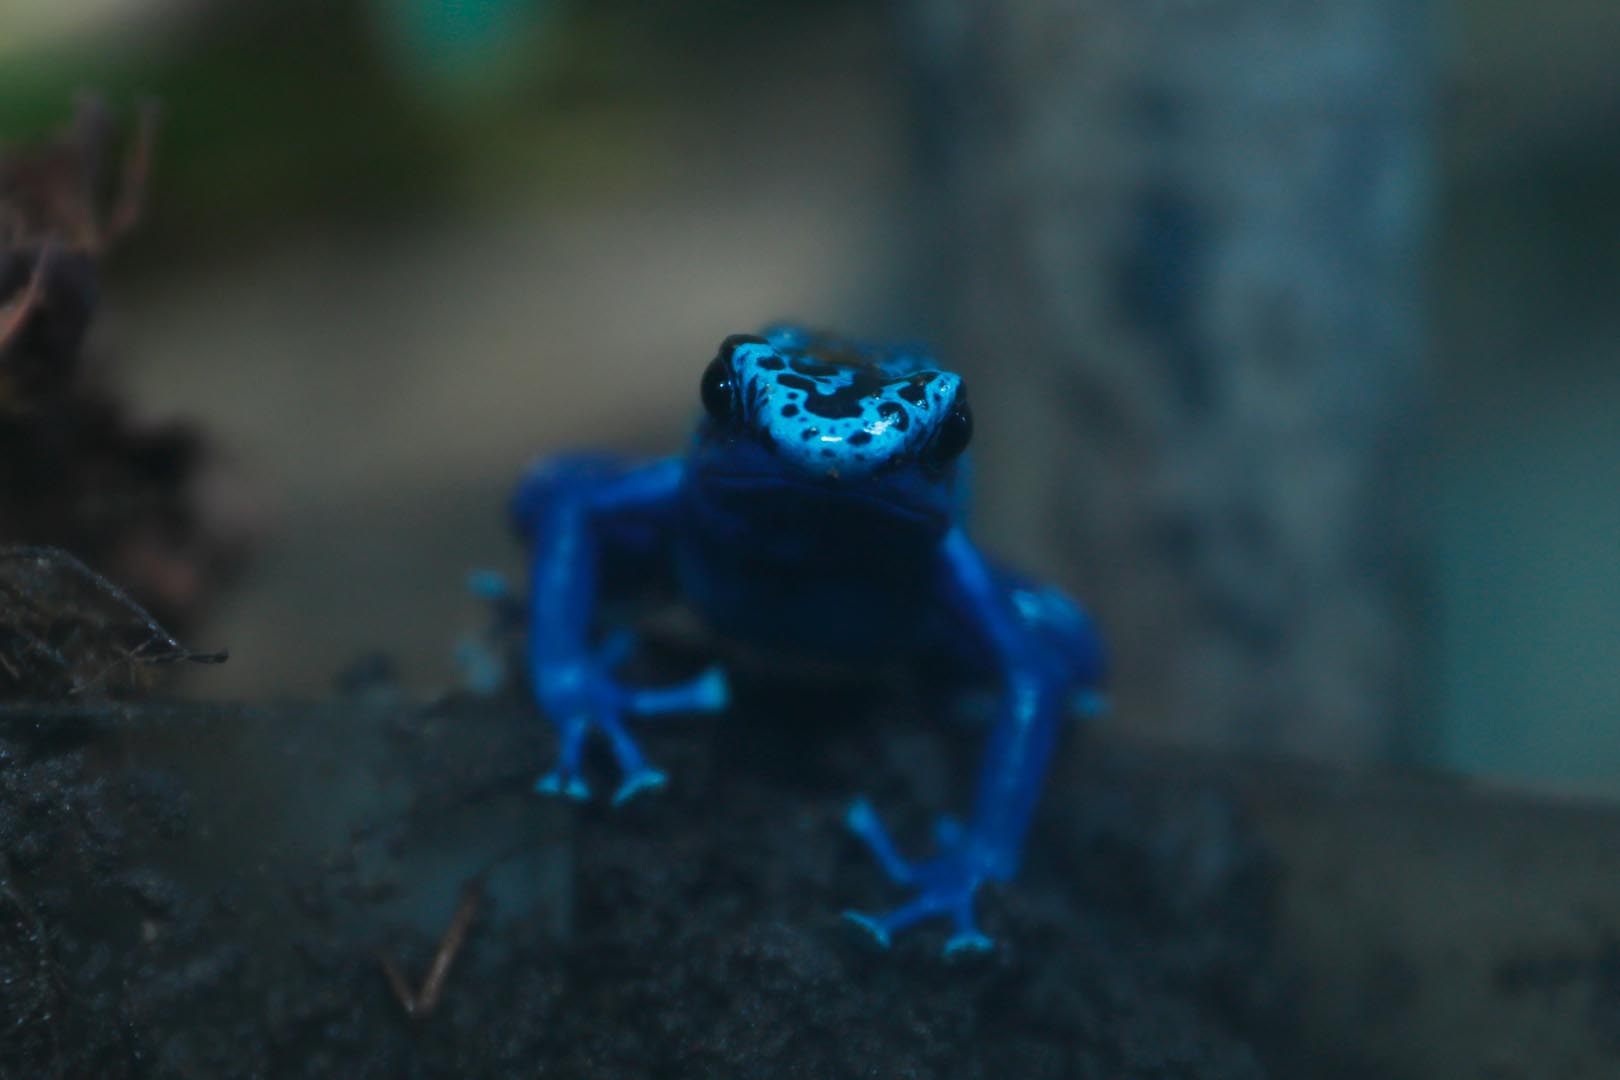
[378,877,485,1020]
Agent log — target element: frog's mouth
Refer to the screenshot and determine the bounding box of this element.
[691,461,953,533]
[689,426,958,529]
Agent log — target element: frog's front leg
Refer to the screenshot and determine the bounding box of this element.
[513,455,728,806]
[844,527,1099,955]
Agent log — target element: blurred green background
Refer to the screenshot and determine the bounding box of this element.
[2,0,1616,796]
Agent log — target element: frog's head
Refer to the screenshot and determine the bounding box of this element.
[689,329,971,529]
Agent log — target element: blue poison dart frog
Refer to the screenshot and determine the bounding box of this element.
[509,326,1106,954]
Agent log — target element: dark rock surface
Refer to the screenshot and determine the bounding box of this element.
[0,683,1293,1078]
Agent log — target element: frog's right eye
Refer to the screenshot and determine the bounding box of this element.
[703,334,765,424]
[701,351,739,423]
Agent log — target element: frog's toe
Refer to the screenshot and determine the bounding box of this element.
[622,665,729,717]
[844,798,916,885]
[535,768,591,801]
[940,885,995,957]
[943,927,994,957]
[843,798,997,952]
[843,886,994,956]
[839,893,952,949]
[840,909,894,950]
[611,765,669,807]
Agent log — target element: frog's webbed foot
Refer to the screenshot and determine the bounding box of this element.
[534,631,728,806]
[841,798,995,956]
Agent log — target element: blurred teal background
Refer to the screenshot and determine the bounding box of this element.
[1,0,1616,796]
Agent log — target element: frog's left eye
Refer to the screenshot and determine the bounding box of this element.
[927,393,974,464]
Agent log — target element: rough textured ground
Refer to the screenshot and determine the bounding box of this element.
[0,676,1294,1078]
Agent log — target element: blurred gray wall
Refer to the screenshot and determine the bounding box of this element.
[903,2,1434,762]
[1433,0,1620,794]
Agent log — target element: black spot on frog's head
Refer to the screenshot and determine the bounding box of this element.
[697,327,972,481]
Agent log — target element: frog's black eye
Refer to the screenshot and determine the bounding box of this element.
[701,354,736,423]
[703,334,768,424]
[927,393,974,464]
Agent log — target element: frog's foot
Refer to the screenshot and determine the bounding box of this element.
[841,798,994,956]
[534,632,728,807]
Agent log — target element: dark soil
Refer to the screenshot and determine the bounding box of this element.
[0,676,1295,1078]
